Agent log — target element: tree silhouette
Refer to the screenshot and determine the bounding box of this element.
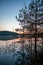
[29,0,43,61]
[16,0,43,64]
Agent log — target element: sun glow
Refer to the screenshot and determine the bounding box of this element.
[0,19,21,32]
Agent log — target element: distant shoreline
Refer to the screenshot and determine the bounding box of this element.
[0,31,43,40]
[0,36,18,41]
[0,31,19,40]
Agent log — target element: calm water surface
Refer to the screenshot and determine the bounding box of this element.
[0,37,42,65]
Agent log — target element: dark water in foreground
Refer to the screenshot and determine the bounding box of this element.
[0,37,42,65]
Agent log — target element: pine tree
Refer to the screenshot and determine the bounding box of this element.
[16,0,43,62]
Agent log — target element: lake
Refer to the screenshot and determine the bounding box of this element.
[0,37,42,65]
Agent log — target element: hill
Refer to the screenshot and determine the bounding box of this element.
[0,31,19,40]
[0,31,18,36]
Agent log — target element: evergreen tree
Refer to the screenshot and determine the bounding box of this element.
[16,0,43,63]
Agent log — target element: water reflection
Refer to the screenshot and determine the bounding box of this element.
[0,37,43,65]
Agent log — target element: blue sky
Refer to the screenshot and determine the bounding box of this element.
[0,0,31,31]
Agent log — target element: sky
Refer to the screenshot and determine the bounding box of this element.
[0,0,31,31]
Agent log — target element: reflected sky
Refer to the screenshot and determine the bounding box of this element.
[0,0,31,31]
[0,37,42,65]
